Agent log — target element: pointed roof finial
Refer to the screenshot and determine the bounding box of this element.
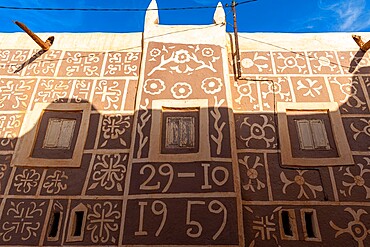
[145,0,159,30]
[213,2,225,25]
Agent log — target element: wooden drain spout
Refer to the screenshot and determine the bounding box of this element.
[14,21,54,51]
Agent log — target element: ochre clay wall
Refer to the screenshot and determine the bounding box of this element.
[0,2,370,246]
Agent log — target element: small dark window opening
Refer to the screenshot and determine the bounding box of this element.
[73,211,84,237]
[48,212,61,238]
[304,212,316,238]
[282,211,293,236]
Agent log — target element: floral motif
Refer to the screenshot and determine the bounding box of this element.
[101,115,131,147]
[261,78,291,108]
[201,77,223,94]
[241,52,271,73]
[150,48,161,58]
[234,80,257,106]
[143,79,166,95]
[171,82,192,99]
[308,51,339,73]
[239,155,265,192]
[89,154,127,192]
[350,119,370,143]
[43,170,68,194]
[240,115,276,148]
[330,207,370,247]
[202,47,214,57]
[296,78,323,97]
[276,52,308,73]
[147,44,220,76]
[339,157,370,199]
[173,49,191,64]
[13,169,40,193]
[280,170,323,199]
[87,202,121,243]
[329,77,367,112]
[0,201,45,241]
[35,79,69,103]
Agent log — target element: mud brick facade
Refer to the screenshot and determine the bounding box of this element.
[0,1,369,246]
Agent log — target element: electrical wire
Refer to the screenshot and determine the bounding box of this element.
[0,0,257,12]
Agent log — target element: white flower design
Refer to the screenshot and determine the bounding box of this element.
[201,77,223,94]
[173,49,191,63]
[201,47,214,57]
[171,82,192,99]
[150,48,161,58]
[143,79,166,95]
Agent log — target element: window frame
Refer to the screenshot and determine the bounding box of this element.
[277,102,353,167]
[11,103,90,168]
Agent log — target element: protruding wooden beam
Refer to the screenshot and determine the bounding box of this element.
[352,35,370,52]
[14,21,54,51]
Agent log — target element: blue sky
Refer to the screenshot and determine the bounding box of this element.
[0,0,370,33]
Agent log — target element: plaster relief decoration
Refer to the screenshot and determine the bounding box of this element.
[0,78,34,110]
[0,114,23,150]
[147,44,220,76]
[280,170,323,199]
[261,77,291,109]
[241,52,272,74]
[339,157,370,199]
[239,155,265,192]
[70,79,93,103]
[88,154,127,192]
[34,79,70,103]
[234,80,257,107]
[329,77,368,113]
[94,80,122,110]
[0,50,30,75]
[239,115,276,149]
[350,119,370,149]
[201,77,223,95]
[296,78,323,98]
[0,162,7,191]
[338,51,370,73]
[25,50,62,76]
[100,115,131,148]
[42,170,68,194]
[274,52,308,74]
[171,82,192,99]
[245,206,282,247]
[211,96,225,155]
[0,201,46,242]
[104,52,140,76]
[307,51,340,74]
[87,202,121,244]
[13,169,41,194]
[137,99,150,159]
[330,207,370,247]
[61,52,102,77]
[144,79,166,95]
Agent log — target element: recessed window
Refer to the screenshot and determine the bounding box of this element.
[277,102,353,167]
[300,209,321,241]
[161,107,199,154]
[278,209,298,240]
[47,211,62,241]
[296,119,330,150]
[67,203,87,242]
[32,111,82,159]
[43,118,76,149]
[11,103,90,168]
